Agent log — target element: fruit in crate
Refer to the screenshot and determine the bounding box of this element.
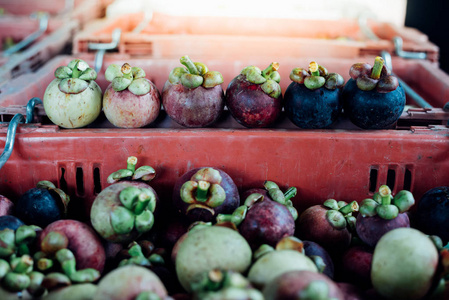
[296,199,359,255]
[284,61,345,129]
[302,241,335,279]
[0,195,14,217]
[247,237,318,289]
[14,181,70,228]
[342,56,406,129]
[174,225,252,292]
[172,167,240,223]
[103,63,161,128]
[262,270,345,300]
[0,215,24,231]
[43,59,102,128]
[90,156,159,243]
[371,227,439,300]
[216,181,297,250]
[162,55,225,127]
[355,185,413,247]
[226,63,282,128]
[412,186,449,243]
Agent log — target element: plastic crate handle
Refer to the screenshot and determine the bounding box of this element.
[0,98,42,170]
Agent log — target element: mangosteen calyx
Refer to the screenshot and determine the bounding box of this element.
[323,199,359,230]
[110,186,157,235]
[264,181,298,220]
[54,59,97,94]
[180,167,227,216]
[55,248,100,283]
[118,241,165,268]
[253,236,305,261]
[359,185,415,220]
[289,61,345,90]
[350,56,399,93]
[105,63,151,95]
[168,55,224,89]
[240,63,282,98]
[107,156,156,184]
[0,225,41,259]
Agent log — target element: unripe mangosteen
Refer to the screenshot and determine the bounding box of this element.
[15,181,69,228]
[90,156,159,244]
[342,56,405,129]
[226,63,282,128]
[162,55,225,127]
[356,185,413,247]
[284,61,345,129]
[371,227,439,300]
[172,167,239,223]
[262,270,345,300]
[103,63,161,128]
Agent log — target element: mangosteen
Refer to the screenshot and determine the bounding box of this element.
[226,63,282,128]
[0,195,14,217]
[296,199,359,256]
[15,181,69,228]
[0,216,24,231]
[284,61,345,129]
[342,56,405,129]
[412,186,449,244]
[90,156,159,244]
[371,227,439,300]
[216,181,297,250]
[303,240,335,279]
[43,59,102,128]
[356,185,413,247]
[162,55,225,127]
[103,63,161,128]
[172,167,239,223]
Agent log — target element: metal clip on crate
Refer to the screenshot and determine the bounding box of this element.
[88,28,122,73]
[2,12,49,57]
[0,97,42,170]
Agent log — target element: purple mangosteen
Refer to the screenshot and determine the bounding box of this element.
[162,55,225,127]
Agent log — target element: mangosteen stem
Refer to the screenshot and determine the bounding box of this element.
[37,258,53,271]
[284,187,297,201]
[262,62,280,78]
[72,61,81,78]
[13,255,33,273]
[180,56,200,75]
[339,201,359,215]
[371,56,384,80]
[127,156,138,172]
[379,185,392,205]
[121,63,133,80]
[196,180,211,202]
[56,249,76,277]
[309,61,320,76]
[133,192,152,215]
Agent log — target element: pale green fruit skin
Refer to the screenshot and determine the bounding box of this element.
[371,227,439,300]
[43,78,102,128]
[94,265,167,300]
[175,226,252,292]
[42,283,97,300]
[248,250,318,289]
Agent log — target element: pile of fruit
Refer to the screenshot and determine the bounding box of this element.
[0,156,448,300]
[42,55,406,131]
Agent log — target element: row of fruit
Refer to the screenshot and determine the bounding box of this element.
[42,55,405,131]
[0,156,448,299]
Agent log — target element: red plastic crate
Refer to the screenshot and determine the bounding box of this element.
[73,12,439,62]
[0,55,448,219]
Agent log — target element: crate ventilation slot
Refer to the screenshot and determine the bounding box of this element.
[94,167,102,194]
[386,168,396,191]
[59,167,68,192]
[76,167,84,196]
[369,167,378,193]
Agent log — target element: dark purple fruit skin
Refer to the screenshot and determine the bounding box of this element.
[340,245,373,288]
[342,78,405,129]
[284,82,342,129]
[262,270,345,300]
[337,282,370,300]
[412,186,449,244]
[238,188,295,250]
[0,215,24,231]
[225,74,282,128]
[355,213,410,247]
[162,81,225,127]
[303,240,335,279]
[15,188,62,228]
[172,167,240,223]
[296,205,351,255]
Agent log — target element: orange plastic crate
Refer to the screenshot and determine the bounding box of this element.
[73,12,439,62]
[0,55,448,219]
